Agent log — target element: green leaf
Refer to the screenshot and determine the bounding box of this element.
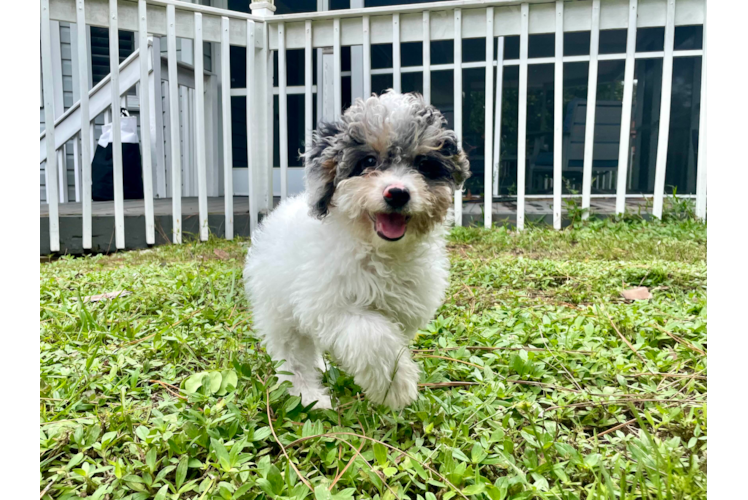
[211,438,231,470]
[176,455,189,489]
[145,447,157,472]
[252,427,272,442]
[411,458,428,480]
[584,453,602,468]
[471,443,487,464]
[219,370,238,395]
[67,453,84,470]
[208,372,223,394]
[373,442,388,466]
[154,485,169,500]
[267,464,284,495]
[283,395,301,412]
[314,485,333,500]
[486,485,507,500]
[463,484,486,495]
[184,373,205,394]
[229,437,247,467]
[452,448,470,463]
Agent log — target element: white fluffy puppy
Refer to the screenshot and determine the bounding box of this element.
[244,91,470,410]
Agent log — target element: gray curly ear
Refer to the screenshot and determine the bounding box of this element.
[440,133,471,188]
[303,121,343,218]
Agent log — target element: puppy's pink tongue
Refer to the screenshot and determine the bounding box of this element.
[375,213,407,240]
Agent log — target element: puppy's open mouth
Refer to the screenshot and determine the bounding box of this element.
[371,213,409,241]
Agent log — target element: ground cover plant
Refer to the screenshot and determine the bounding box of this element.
[40,216,707,499]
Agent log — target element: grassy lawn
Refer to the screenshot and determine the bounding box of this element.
[40,218,707,500]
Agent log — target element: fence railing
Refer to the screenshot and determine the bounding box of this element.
[40,0,707,253]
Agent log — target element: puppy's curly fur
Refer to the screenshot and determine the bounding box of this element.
[244,91,470,409]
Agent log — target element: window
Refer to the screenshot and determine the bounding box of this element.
[564,32,590,56]
[665,57,702,194]
[627,59,663,194]
[636,27,665,52]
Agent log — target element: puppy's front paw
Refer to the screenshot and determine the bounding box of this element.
[381,358,420,410]
[300,391,332,410]
[309,394,332,410]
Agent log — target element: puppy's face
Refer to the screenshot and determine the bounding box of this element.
[304,91,470,245]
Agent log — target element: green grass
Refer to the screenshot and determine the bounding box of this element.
[40,218,707,500]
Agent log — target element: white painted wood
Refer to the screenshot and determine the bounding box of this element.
[221,16,234,239]
[73,136,81,202]
[139,0,155,245]
[162,81,173,197]
[47,0,701,50]
[615,0,638,215]
[76,0,92,248]
[393,13,401,93]
[581,0,600,220]
[305,20,313,157]
[247,19,258,234]
[266,23,274,211]
[363,15,371,98]
[150,36,167,198]
[180,88,192,197]
[278,22,288,200]
[517,3,529,231]
[322,52,335,121]
[423,11,431,104]
[167,4,182,242]
[195,12,209,241]
[57,148,68,204]
[653,0,675,219]
[492,36,504,198]
[41,0,59,247]
[333,18,342,118]
[39,48,145,164]
[70,19,80,105]
[110,0,125,249]
[50,21,64,121]
[553,0,563,229]
[453,9,463,226]
[51,0,264,50]
[694,7,706,220]
[350,0,365,102]
[484,7,494,228]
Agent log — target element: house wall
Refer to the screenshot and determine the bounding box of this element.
[40,22,77,203]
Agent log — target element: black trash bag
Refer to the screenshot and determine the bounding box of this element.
[92,111,144,201]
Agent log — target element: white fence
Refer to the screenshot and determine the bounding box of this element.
[40,0,707,253]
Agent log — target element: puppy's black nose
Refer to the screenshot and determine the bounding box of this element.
[383,186,410,209]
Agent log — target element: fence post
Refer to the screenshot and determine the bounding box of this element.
[250,2,275,218]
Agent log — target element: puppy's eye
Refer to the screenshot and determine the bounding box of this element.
[350,155,377,177]
[416,156,448,180]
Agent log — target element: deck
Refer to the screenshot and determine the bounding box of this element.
[40,196,654,254]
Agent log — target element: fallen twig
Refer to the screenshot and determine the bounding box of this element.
[597,418,638,438]
[329,440,366,491]
[419,381,479,388]
[265,386,313,492]
[628,372,707,380]
[414,354,483,369]
[651,323,706,356]
[40,479,55,499]
[543,397,704,412]
[412,346,593,355]
[603,309,648,364]
[148,380,187,401]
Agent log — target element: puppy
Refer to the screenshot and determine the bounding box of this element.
[243,91,470,410]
